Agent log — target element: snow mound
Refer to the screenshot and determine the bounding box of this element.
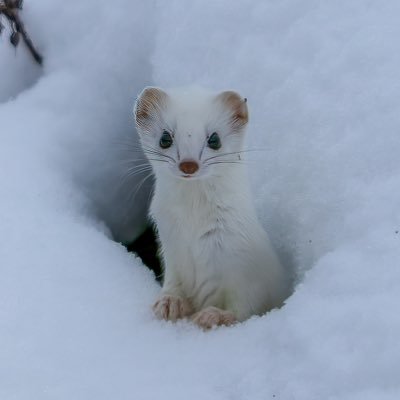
[1,1,399,399]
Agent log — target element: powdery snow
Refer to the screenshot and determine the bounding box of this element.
[1,1,400,399]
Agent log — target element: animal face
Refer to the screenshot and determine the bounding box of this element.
[134,86,249,180]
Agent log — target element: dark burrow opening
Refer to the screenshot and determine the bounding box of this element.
[126,225,163,282]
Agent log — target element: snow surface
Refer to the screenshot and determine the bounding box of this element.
[1,1,400,399]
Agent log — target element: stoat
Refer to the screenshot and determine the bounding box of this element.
[134,86,288,329]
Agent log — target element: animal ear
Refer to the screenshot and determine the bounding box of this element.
[216,90,249,128]
[134,87,168,129]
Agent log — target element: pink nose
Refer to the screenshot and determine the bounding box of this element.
[179,160,199,175]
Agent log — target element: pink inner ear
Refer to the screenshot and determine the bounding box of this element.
[217,91,249,127]
[135,87,168,126]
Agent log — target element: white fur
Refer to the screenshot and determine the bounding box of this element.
[134,86,287,325]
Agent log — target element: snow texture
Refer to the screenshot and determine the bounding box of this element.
[1,1,400,399]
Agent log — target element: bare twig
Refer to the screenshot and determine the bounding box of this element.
[0,0,43,65]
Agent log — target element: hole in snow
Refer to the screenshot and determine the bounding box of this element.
[126,225,162,282]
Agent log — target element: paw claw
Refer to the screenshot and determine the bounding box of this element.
[153,295,193,322]
[192,307,237,330]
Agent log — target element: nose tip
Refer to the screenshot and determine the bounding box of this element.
[179,160,199,175]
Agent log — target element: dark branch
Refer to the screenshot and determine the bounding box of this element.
[0,0,43,65]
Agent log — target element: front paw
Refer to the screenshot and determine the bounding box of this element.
[153,294,193,322]
[192,306,237,330]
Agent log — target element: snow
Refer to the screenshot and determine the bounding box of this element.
[1,0,400,399]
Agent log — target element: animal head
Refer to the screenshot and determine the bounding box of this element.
[134,86,248,180]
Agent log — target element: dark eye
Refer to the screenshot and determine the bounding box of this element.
[159,130,173,149]
[207,132,221,150]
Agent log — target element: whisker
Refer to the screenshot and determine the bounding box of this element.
[147,152,176,164]
[119,166,154,187]
[124,165,153,176]
[118,157,171,192]
[121,148,166,158]
[114,141,177,164]
[205,160,246,167]
[118,158,170,169]
[203,148,266,163]
[126,172,155,205]
[139,158,170,164]
[118,160,152,167]
[139,148,177,163]
[119,172,155,224]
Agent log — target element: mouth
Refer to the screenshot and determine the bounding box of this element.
[177,173,203,180]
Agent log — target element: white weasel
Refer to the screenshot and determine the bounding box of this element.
[134,86,288,329]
